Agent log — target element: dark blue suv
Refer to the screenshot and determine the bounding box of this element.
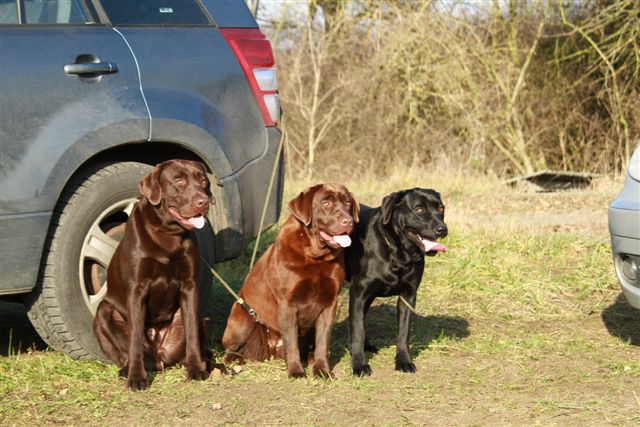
[0,0,283,359]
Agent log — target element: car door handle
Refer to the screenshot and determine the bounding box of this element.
[64,62,118,76]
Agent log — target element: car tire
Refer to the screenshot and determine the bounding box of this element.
[24,161,152,360]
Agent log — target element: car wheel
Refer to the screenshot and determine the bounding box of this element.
[24,162,152,360]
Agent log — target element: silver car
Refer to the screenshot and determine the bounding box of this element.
[609,146,640,309]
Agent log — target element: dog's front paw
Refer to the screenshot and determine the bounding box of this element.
[287,362,306,378]
[395,361,417,373]
[288,370,306,378]
[352,363,373,377]
[127,372,149,391]
[187,366,210,381]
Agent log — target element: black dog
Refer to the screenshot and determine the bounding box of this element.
[346,188,447,376]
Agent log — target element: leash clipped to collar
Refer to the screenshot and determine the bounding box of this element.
[199,255,263,324]
[237,298,258,320]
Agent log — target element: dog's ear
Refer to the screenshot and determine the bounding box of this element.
[345,188,360,223]
[381,190,406,225]
[288,184,324,226]
[139,163,164,206]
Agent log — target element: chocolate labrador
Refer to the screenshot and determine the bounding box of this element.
[93,159,212,390]
[346,188,447,376]
[222,183,359,378]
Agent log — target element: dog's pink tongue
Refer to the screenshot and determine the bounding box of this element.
[333,235,351,248]
[188,215,205,229]
[422,238,447,252]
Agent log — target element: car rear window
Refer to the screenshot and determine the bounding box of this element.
[100,0,211,26]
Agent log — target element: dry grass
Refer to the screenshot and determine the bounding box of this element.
[274,0,639,177]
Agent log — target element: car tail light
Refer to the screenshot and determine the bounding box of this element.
[220,28,280,127]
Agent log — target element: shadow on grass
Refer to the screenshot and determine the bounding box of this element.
[330,302,470,368]
[601,293,640,346]
[0,300,48,356]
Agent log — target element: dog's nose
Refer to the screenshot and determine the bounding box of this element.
[194,197,209,210]
[435,224,448,237]
[340,217,353,227]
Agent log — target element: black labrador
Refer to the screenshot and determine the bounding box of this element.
[346,188,447,376]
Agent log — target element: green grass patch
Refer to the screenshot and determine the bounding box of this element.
[419,230,617,319]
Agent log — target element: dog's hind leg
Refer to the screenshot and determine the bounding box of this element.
[154,310,187,371]
[93,301,129,374]
[222,302,269,362]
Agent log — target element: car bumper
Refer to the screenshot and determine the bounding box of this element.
[207,126,284,263]
[236,126,284,246]
[608,175,640,309]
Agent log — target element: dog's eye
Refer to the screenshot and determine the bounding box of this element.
[321,200,331,207]
[201,179,207,186]
[416,207,425,215]
[345,200,352,207]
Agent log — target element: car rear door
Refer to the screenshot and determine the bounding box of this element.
[0,0,149,293]
[96,0,267,174]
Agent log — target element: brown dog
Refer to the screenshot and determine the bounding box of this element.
[222,183,358,378]
[93,159,212,390]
